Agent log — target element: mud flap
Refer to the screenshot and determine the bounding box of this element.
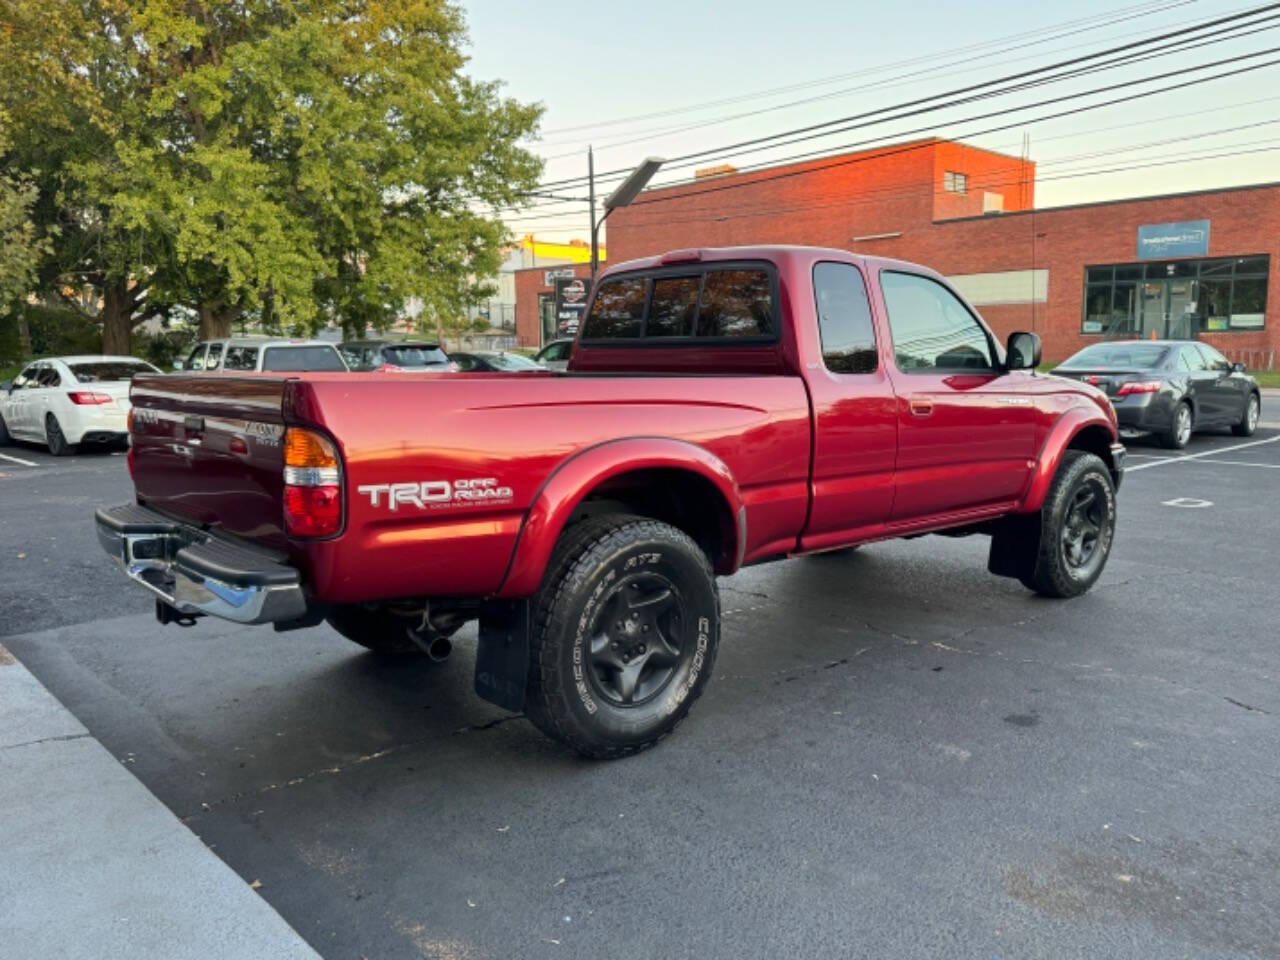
[988,514,1042,579]
[475,600,529,712]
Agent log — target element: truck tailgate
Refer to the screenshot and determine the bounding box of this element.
[130,375,290,550]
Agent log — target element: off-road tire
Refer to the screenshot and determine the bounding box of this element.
[45,414,75,456]
[1232,392,1260,437]
[525,514,720,760]
[1018,450,1116,599]
[325,604,433,655]
[1158,401,1193,449]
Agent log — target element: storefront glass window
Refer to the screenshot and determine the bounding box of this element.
[1082,255,1268,335]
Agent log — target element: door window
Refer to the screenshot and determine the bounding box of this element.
[813,262,877,374]
[1196,343,1231,372]
[224,346,260,371]
[11,365,39,390]
[880,272,995,372]
[184,345,207,371]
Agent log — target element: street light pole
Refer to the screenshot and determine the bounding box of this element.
[588,152,664,286]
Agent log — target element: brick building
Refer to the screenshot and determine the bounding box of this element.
[516,137,1277,366]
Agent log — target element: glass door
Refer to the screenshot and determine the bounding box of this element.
[539,295,556,345]
[1139,281,1167,339]
[1165,279,1198,339]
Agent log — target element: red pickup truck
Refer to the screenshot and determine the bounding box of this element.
[96,246,1124,758]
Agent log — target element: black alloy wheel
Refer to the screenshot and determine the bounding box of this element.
[586,571,686,706]
[1060,477,1107,577]
[1019,450,1116,598]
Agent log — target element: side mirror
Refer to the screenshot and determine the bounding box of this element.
[1006,331,1042,371]
[1231,361,1247,373]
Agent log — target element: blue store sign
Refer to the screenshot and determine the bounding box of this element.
[1136,219,1210,259]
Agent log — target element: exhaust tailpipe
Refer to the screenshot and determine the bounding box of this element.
[426,635,453,662]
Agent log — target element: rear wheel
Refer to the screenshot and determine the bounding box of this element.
[1158,401,1192,449]
[1232,392,1260,437]
[525,514,720,760]
[45,414,75,456]
[1018,450,1117,599]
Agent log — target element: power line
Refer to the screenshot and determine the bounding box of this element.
[536,4,1280,192]
[497,51,1280,226]
[533,0,1212,157]
[532,0,1191,138]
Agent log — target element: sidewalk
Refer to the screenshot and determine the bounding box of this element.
[0,642,320,960]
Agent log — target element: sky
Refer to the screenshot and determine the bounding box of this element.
[460,0,1280,242]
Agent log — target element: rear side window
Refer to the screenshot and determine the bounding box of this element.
[206,342,224,370]
[581,278,646,339]
[696,269,773,338]
[37,366,62,387]
[384,345,449,367]
[814,262,877,373]
[223,346,259,371]
[880,272,995,372]
[261,346,347,372]
[647,276,699,337]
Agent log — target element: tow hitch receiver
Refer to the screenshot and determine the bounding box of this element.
[155,599,201,627]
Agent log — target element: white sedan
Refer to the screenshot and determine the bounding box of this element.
[0,355,161,455]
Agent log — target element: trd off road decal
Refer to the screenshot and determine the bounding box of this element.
[357,477,514,511]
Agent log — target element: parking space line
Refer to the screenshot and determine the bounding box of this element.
[1126,436,1280,473]
[0,451,38,467]
[1196,459,1280,470]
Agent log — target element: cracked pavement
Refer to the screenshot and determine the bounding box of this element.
[2,430,1279,959]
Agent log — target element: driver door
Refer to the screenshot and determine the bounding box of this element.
[877,269,1037,522]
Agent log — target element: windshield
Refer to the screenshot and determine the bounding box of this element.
[69,361,159,382]
[383,345,449,367]
[484,352,541,371]
[261,346,347,372]
[1057,344,1169,370]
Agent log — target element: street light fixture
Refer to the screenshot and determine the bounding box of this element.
[589,149,664,282]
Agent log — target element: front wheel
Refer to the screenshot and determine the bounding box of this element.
[1019,450,1117,599]
[1232,392,1260,437]
[525,515,720,760]
[45,414,75,456]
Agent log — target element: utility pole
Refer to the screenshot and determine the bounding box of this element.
[588,146,599,282]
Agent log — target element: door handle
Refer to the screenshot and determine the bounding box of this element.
[909,398,934,417]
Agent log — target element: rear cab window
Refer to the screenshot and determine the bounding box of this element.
[262,346,347,372]
[814,262,877,373]
[580,262,778,344]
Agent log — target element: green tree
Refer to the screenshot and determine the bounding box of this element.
[0,1,542,350]
[0,115,46,309]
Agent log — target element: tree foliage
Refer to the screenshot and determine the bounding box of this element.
[0,112,49,309]
[0,0,542,349]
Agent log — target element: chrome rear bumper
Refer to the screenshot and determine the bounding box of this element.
[95,503,307,624]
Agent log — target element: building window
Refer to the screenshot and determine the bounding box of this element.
[943,171,968,194]
[1081,256,1268,337]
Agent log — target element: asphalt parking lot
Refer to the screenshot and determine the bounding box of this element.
[3,426,1280,960]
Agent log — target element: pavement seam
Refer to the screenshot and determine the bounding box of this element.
[0,732,91,752]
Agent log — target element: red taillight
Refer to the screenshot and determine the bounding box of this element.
[282,427,342,537]
[1116,380,1162,396]
[283,485,341,537]
[68,391,113,405]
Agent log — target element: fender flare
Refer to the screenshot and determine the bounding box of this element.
[495,437,744,598]
[1017,404,1119,514]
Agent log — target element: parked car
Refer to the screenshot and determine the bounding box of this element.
[449,351,544,372]
[1052,340,1261,449]
[96,245,1124,759]
[340,340,453,372]
[533,339,574,371]
[175,337,347,373]
[0,355,160,455]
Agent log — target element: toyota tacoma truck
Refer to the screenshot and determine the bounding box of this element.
[95,246,1125,758]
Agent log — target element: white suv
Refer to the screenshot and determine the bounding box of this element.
[176,337,347,373]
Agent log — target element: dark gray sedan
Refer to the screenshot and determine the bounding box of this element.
[1053,340,1261,449]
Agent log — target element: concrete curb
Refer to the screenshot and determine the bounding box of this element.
[0,643,321,960]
